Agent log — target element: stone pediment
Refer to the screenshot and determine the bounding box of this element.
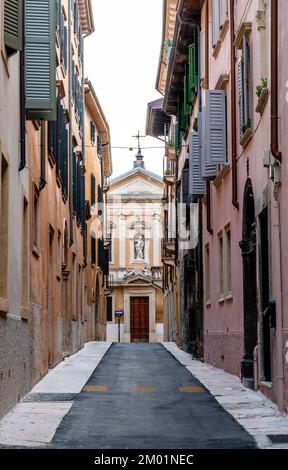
[124,274,152,285]
[110,178,162,196]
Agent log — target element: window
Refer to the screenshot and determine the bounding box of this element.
[21,197,29,307]
[56,230,61,279]
[218,225,232,303]
[205,244,210,304]
[90,122,96,145]
[225,226,232,295]
[106,297,113,322]
[238,34,252,138]
[0,155,9,299]
[211,0,228,47]
[91,233,96,266]
[91,174,96,207]
[218,232,224,299]
[32,188,39,253]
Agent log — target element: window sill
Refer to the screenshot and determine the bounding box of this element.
[240,127,253,148]
[48,152,56,168]
[212,19,229,59]
[234,22,252,49]
[212,39,222,59]
[32,245,40,258]
[0,297,9,315]
[213,164,231,188]
[219,19,229,42]
[20,306,30,321]
[218,297,225,304]
[225,293,233,302]
[255,88,269,115]
[206,300,211,308]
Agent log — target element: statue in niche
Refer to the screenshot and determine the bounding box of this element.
[134,233,145,260]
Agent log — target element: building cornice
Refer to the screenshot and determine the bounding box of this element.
[84,80,113,177]
[78,0,95,36]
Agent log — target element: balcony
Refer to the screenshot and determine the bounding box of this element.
[163,239,176,254]
[103,232,112,248]
[162,239,176,266]
[103,176,110,193]
[163,157,176,186]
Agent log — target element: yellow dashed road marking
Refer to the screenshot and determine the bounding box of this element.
[82,385,108,392]
[131,386,156,394]
[179,386,206,393]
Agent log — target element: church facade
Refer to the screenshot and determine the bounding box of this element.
[106,149,164,343]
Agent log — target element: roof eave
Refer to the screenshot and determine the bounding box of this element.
[78,0,95,37]
[84,79,113,177]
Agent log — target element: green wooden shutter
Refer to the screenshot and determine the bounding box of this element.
[25,0,56,121]
[4,0,22,54]
[189,43,197,90]
[183,74,190,115]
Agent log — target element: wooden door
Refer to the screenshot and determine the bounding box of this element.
[130,297,149,343]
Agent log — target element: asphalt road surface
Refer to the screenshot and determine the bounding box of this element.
[51,343,256,449]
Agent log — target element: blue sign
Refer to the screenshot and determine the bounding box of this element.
[115,310,124,317]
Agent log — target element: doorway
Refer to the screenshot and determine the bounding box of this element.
[130,297,149,343]
[259,208,271,382]
[239,180,258,389]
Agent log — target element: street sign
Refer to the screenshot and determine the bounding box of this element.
[115,310,124,317]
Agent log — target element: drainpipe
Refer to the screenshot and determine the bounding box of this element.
[39,121,47,191]
[230,0,239,209]
[270,0,282,162]
[271,0,284,412]
[19,3,26,172]
[271,0,285,412]
[69,0,74,246]
[204,0,212,234]
[205,0,209,90]
[273,194,284,412]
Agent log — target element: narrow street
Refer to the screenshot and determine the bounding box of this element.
[50,343,255,449]
[2,0,288,461]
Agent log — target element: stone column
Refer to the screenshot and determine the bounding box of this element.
[119,214,126,268]
[153,214,160,266]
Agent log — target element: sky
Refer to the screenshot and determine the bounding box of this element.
[85,0,164,178]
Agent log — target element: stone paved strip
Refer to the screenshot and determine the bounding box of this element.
[0,342,111,448]
[162,342,288,449]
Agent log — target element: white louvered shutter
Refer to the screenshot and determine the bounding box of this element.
[25,0,56,120]
[206,89,227,165]
[189,132,205,197]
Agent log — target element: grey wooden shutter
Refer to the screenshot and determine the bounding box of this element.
[206,89,227,164]
[4,0,22,53]
[189,132,205,197]
[25,0,56,121]
[200,109,217,179]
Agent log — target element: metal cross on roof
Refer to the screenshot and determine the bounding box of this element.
[132,131,146,151]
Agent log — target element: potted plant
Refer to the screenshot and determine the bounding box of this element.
[256,77,268,98]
